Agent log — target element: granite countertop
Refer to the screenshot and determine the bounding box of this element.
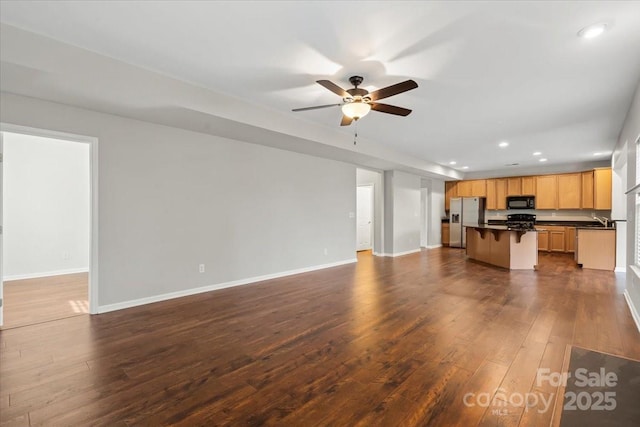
[488,220,613,228]
[466,224,537,232]
[575,226,616,231]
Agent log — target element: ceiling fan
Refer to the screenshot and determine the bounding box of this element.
[292,76,418,126]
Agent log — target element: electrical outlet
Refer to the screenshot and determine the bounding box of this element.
[63,251,70,260]
[199,264,205,273]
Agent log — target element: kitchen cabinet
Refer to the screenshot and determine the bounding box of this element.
[536,225,566,252]
[496,179,507,210]
[486,179,496,210]
[442,223,450,246]
[486,179,507,210]
[557,173,581,209]
[447,167,610,211]
[565,227,576,253]
[470,179,487,197]
[581,171,594,209]
[550,230,566,252]
[594,168,612,210]
[522,176,536,195]
[457,180,472,197]
[536,227,549,251]
[445,181,457,211]
[535,175,558,209]
[507,177,522,196]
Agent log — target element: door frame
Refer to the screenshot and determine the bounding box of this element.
[0,123,99,322]
[356,184,375,251]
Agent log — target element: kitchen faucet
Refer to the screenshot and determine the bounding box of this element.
[593,216,609,227]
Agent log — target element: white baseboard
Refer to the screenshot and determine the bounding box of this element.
[425,244,443,249]
[4,268,89,282]
[377,248,422,258]
[624,289,640,334]
[615,267,627,273]
[97,258,357,314]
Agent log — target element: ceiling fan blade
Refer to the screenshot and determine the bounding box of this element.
[370,102,412,116]
[292,103,341,112]
[368,80,418,101]
[340,115,354,126]
[317,80,349,97]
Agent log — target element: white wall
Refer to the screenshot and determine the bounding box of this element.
[3,133,89,279]
[356,168,384,255]
[419,178,445,248]
[0,93,357,310]
[383,170,421,255]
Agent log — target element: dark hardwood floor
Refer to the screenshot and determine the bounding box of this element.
[1,249,638,426]
[1,273,88,330]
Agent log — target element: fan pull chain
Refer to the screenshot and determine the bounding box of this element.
[354,120,359,145]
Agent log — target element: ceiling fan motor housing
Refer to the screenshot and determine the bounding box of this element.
[349,76,364,87]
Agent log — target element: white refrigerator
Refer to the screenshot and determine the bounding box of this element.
[449,197,486,248]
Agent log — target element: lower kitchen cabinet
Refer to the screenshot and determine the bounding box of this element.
[536,228,549,251]
[536,225,575,253]
[550,231,566,252]
[565,227,576,253]
[442,223,450,246]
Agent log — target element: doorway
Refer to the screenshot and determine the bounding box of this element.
[0,125,98,328]
[357,185,374,251]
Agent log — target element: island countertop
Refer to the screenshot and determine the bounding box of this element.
[466,224,538,232]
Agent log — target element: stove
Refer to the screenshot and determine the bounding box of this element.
[505,213,536,230]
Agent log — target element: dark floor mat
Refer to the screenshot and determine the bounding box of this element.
[560,347,640,427]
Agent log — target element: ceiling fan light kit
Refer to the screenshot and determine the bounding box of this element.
[342,101,371,119]
[293,75,418,126]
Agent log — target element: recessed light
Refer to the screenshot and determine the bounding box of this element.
[462,166,469,170]
[578,23,608,39]
[499,141,509,148]
[533,152,542,156]
[539,158,548,162]
[449,161,457,165]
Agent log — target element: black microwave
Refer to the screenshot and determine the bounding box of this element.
[507,195,535,210]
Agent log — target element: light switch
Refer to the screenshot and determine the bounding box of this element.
[349,212,355,218]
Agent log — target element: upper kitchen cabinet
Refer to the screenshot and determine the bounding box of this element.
[536,175,558,209]
[486,179,496,210]
[594,168,612,210]
[456,180,472,197]
[521,176,536,195]
[445,181,457,211]
[470,179,487,197]
[486,179,507,210]
[557,173,581,209]
[495,179,507,209]
[446,167,611,211]
[453,179,486,198]
[581,171,594,209]
[507,177,522,196]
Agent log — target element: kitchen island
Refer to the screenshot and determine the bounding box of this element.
[466,225,538,270]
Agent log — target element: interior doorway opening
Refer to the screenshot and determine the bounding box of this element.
[0,125,98,328]
[357,185,373,251]
[356,168,383,256]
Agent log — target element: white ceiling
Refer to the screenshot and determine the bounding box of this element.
[1,1,640,175]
